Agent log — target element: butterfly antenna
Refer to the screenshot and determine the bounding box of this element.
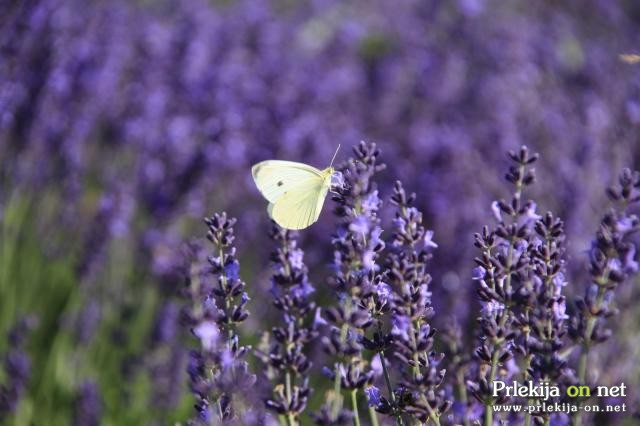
[329,144,341,168]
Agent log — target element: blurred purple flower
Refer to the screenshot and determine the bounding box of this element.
[72,381,102,426]
[0,316,37,418]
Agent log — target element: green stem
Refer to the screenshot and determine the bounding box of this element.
[455,368,470,426]
[485,349,501,426]
[523,400,532,426]
[351,390,361,426]
[484,405,493,426]
[572,285,606,426]
[578,349,588,386]
[285,371,296,426]
[409,319,422,378]
[523,328,532,426]
[412,388,441,426]
[379,351,403,426]
[426,404,441,425]
[331,320,350,419]
[368,406,379,426]
[578,298,602,385]
[380,351,395,403]
[285,371,292,403]
[332,362,343,420]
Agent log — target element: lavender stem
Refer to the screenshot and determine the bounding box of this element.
[350,390,361,426]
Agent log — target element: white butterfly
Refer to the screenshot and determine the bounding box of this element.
[251,146,343,230]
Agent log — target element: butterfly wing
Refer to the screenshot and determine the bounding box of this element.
[269,179,330,230]
[252,160,323,203]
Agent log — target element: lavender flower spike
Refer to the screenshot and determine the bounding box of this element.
[468,147,540,426]
[570,168,640,425]
[379,181,450,424]
[257,224,317,425]
[524,212,573,425]
[315,142,385,426]
[183,212,255,424]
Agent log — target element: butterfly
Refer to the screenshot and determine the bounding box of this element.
[251,146,343,230]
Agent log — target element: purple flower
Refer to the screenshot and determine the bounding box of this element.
[362,190,381,214]
[616,217,635,233]
[391,315,411,341]
[370,354,383,378]
[314,308,328,327]
[623,245,638,273]
[151,301,179,345]
[606,258,622,273]
[369,227,385,249]
[472,266,486,280]
[392,216,407,233]
[491,201,503,223]
[321,367,334,378]
[417,283,432,300]
[552,299,569,321]
[291,280,315,299]
[224,260,240,280]
[362,249,376,271]
[481,300,505,316]
[288,248,304,270]
[365,386,382,407]
[423,229,438,249]
[523,201,542,222]
[552,273,568,296]
[349,215,370,235]
[505,358,520,377]
[240,293,250,306]
[220,349,234,369]
[193,321,219,352]
[373,283,392,303]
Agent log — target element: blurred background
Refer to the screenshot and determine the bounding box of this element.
[1,0,639,424]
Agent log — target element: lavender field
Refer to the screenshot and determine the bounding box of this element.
[1,0,640,425]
